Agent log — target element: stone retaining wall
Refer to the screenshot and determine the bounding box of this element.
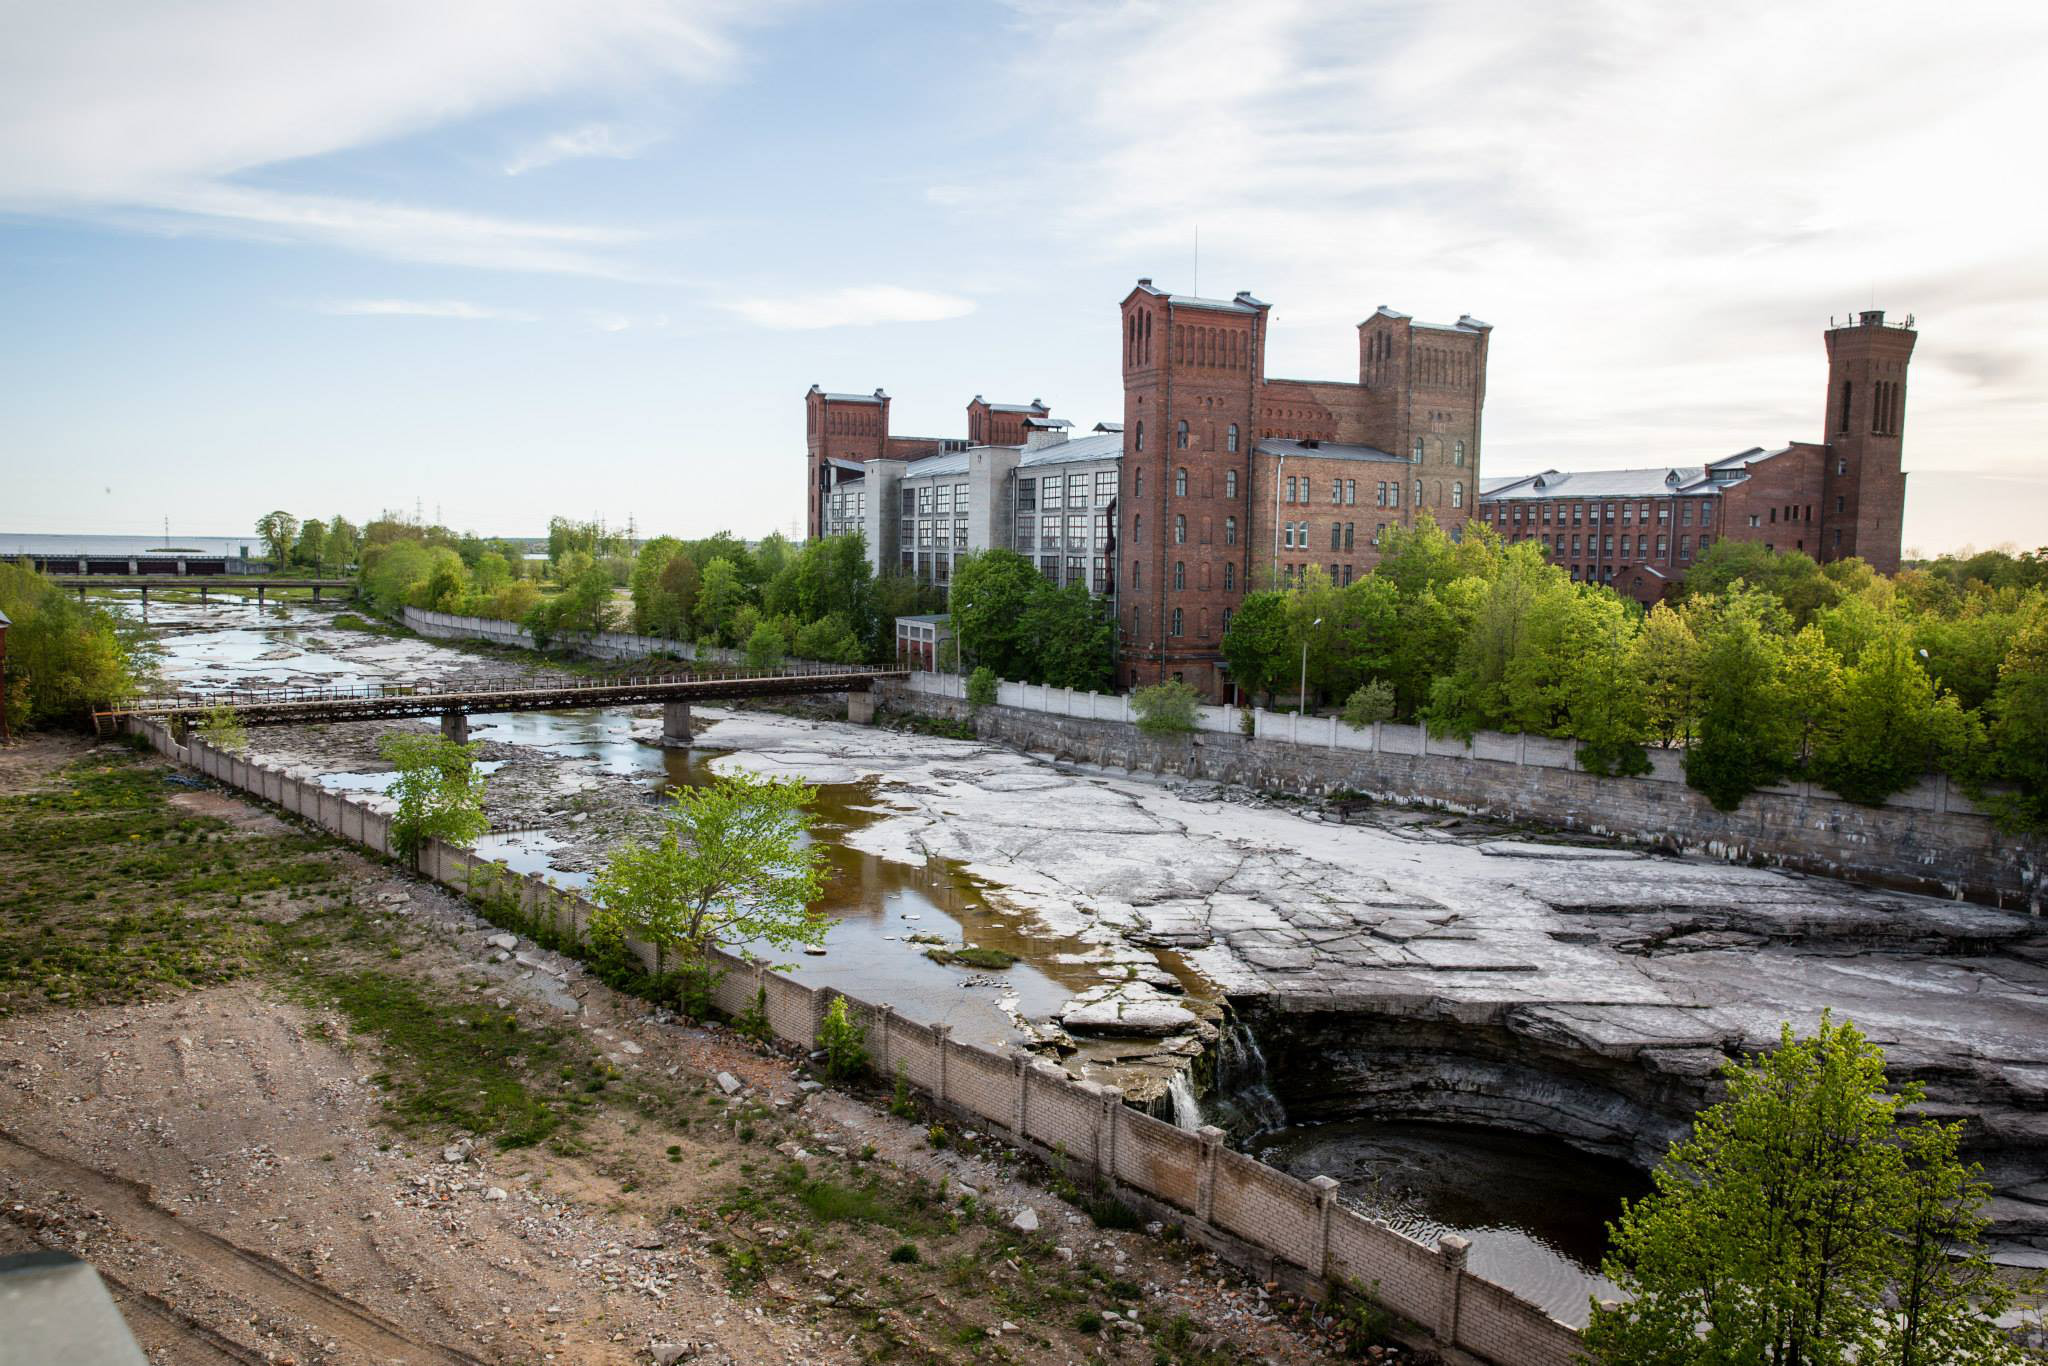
[895,683,2042,912]
[126,716,1581,1365]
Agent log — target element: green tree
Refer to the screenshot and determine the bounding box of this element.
[1634,602,1701,748]
[378,734,489,870]
[0,563,140,729]
[473,551,510,596]
[1585,1013,2029,1366]
[358,538,434,613]
[1812,628,1974,805]
[550,562,616,635]
[965,665,998,709]
[1981,598,2048,832]
[1560,589,1649,776]
[1132,680,1200,735]
[1683,540,1841,626]
[1022,579,1114,691]
[326,516,360,571]
[1780,624,1846,768]
[654,552,701,640]
[291,517,327,570]
[1220,590,1292,705]
[791,613,862,665]
[588,772,828,1009]
[630,536,684,635]
[1685,585,1796,810]
[695,557,748,647]
[1341,679,1395,729]
[255,511,299,570]
[948,550,1044,681]
[744,619,787,669]
[198,704,247,753]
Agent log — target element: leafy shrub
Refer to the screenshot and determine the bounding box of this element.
[1341,679,1396,730]
[1131,680,1200,735]
[966,665,998,709]
[818,995,867,1081]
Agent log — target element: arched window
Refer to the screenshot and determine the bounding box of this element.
[1224,423,1239,453]
[1134,468,1143,497]
[1174,561,1186,590]
[1131,514,1141,545]
[1412,437,1425,463]
[1223,562,1235,592]
[1134,421,1144,453]
[1452,481,1464,508]
[1454,440,1465,467]
[1174,514,1187,544]
[1132,561,1141,589]
[1170,607,1184,637]
[1414,479,1422,506]
[1175,467,1188,497]
[1176,419,1189,449]
[1221,606,1233,634]
[1224,516,1237,545]
[1225,469,1238,498]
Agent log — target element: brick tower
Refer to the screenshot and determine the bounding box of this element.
[803,385,890,539]
[1821,310,1915,574]
[1118,279,1268,693]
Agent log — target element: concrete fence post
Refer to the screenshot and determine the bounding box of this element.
[1100,1085,1122,1185]
[1196,1124,1226,1225]
[1309,1175,1339,1279]
[1370,719,1382,752]
[1011,1049,1031,1142]
[933,1023,952,1105]
[1436,1233,1469,1344]
[1518,732,1528,766]
[875,1004,893,1077]
[1328,714,1338,750]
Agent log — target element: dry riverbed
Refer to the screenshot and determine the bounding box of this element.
[0,734,1400,1365]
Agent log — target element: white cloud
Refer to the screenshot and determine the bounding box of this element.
[0,1,772,272]
[724,285,976,330]
[318,298,538,320]
[505,123,663,176]
[990,0,2048,551]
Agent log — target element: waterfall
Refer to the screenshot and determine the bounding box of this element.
[1214,1020,1288,1136]
[1167,1070,1203,1130]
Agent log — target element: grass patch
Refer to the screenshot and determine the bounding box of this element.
[329,612,408,637]
[0,750,337,1015]
[269,907,616,1149]
[921,945,1019,970]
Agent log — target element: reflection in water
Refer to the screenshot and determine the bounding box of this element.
[1257,1119,1647,1326]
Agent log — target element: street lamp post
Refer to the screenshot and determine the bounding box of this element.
[1299,617,1322,715]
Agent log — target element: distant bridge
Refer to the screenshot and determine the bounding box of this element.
[52,575,358,603]
[107,665,906,742]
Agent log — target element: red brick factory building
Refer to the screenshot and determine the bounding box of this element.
[802,285,1916,694]
[1478,310,1916,603]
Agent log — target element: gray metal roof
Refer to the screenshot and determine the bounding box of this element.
[1479,466,1722,501]
[1255,438,1405,465]
[815,389,885,404]
[898,430,1125,483]
[1093,421,1124,433]
[987,401,1048,414]
[1024,416,1071,429]
[0,607,9,628]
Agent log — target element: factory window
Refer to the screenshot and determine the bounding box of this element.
[1177,419,1189,449]
[1452,482,1464,508]
[1176,467,1188,497]
[1224,516,1237,546]
[1170,608,1184,637]
[1412,437,1424,463]
[1345,479,1356,505]
[1227,424,1239,453]
[1174,561,1185,590]
[1174,514,1187,544]
[1344,523,1355,551]
[1330,523,1343,551]
[1223,563,1235,592]
[1225,469,1238,498]
[1454,440,1466,467]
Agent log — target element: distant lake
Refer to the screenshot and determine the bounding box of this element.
[2,532,261,559]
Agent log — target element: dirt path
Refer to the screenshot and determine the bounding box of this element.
[1,1130,477,1364]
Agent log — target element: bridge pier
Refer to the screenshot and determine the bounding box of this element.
[662,701,693,747]
[311,585,321,603]
[256,586,266,609]
[847,688,876,725]
[440,712,470,744]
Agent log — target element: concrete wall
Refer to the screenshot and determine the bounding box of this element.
[402,608,848,673]
[895,675,2042,911]
[125,714,1579,1366]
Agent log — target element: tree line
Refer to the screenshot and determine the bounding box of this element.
[1212,517,2048,826]
[352,519,942,669]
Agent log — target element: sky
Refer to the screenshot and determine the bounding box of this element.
[2,0,2044,557]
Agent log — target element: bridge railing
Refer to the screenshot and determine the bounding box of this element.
[119,662,903,715]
